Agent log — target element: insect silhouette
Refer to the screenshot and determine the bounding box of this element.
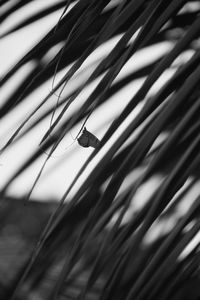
[77,127,100,149]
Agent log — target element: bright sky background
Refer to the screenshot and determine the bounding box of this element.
[1,0,200,258]
[0,0,191,203]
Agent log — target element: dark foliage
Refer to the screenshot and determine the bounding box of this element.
[1,1,200,299]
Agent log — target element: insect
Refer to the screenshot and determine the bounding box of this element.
[77,127,100,149]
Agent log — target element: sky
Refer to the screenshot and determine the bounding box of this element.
[0,0,185,201]
[1,0,200,258]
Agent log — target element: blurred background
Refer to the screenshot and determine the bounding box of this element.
[0,0,174,200]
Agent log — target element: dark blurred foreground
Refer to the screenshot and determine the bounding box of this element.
[0,197,104,300]
[0,196,56,299]
[0,196,200,300]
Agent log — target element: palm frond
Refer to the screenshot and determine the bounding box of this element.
[1,1,200,300]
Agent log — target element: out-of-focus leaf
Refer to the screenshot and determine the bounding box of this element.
[0,1,68,36]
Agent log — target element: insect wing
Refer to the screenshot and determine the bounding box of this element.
[77,133,89,147]
[78,128,100,149]
[87,131,100,148]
